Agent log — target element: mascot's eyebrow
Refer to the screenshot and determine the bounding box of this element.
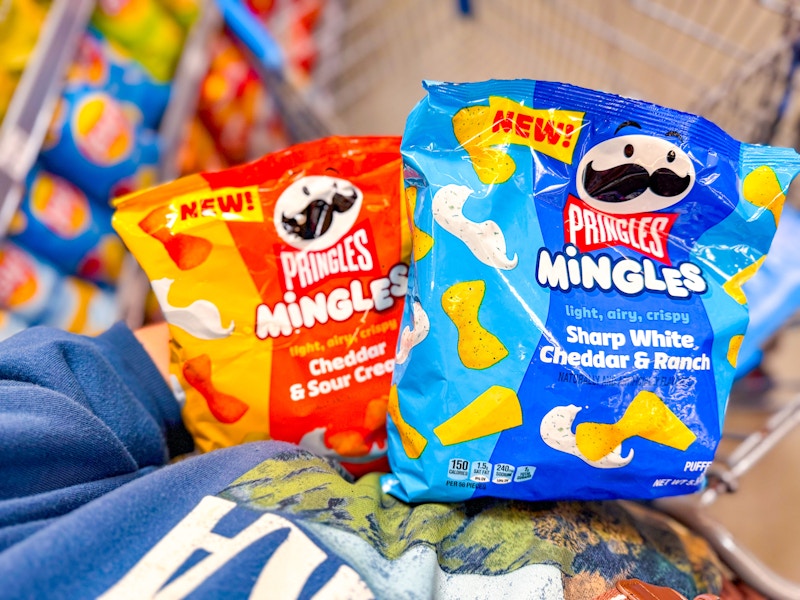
[665,130,683,142]
[615,120,642,134]
[325,167,341,175]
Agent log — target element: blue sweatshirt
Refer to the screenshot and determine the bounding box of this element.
[0,323,727,599]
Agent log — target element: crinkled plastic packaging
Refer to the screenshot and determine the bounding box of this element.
[67,28,172,130]
[384,80,800,502]
[113,137,409,476]
[9,164,125,286]
[39,88,160,201]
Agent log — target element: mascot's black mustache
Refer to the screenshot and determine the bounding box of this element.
[583,162,691,203]
[282,191,357,240]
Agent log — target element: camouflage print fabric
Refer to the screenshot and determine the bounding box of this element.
[220,449,725,599]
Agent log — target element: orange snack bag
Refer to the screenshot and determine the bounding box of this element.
[113,137,409,475]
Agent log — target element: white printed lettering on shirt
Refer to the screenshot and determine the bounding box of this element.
[98,495,373,600]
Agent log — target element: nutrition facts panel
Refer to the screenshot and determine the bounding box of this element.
[447,459,536,486]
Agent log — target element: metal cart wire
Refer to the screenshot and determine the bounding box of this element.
[309,0,800,146]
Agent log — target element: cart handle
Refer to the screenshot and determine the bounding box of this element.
[214,0,285,75]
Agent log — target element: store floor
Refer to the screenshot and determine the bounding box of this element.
[700,327,800,584]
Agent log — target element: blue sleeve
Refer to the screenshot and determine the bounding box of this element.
[0,322,193,501]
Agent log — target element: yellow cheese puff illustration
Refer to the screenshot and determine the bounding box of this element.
[442,280,508,369]
[723,256,764,305]
[728,335,744,367]
[406,186,433,261]
[575,391,696,461]
[742,165,784,224]
[388,386,427,459]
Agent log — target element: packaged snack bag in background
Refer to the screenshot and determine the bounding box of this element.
[195,32,287,166]
[38,275,119,335]
[0,240,117,335]
[90,0,185,83]
[0,0,49,121]
[0,0,48,74]
[39,88,160,202]
[176,116,229,176]
[8,164,126,286]
[385,79,800,503]
[0,68,19,123]
[244,0,326,81]
[0,241,60,323]
[158,0,201,30]
[66,27,172,130]
[0,310,29,341]
[114,137,409,475]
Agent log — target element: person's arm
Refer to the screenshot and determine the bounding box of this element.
[133,322,170,382]
[0,321,192,502]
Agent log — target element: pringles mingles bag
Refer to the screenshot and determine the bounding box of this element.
[113,137,409,476]
[384,80,800,502]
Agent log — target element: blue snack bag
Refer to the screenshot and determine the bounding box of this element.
[39,275,119,336]
[384,79,800,503]
[66,27,171,130]
[8,164,126,286]
[39,87,160,203]
[0,240,118,335]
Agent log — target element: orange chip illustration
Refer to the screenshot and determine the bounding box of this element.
[183,354,249,424]
[138,206,212,270]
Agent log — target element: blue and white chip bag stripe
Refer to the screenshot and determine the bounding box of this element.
[384,79,800,503]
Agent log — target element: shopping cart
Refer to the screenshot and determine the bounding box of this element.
[17,1,795,596]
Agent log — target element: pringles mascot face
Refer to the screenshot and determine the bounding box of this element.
[275,175,363,250]
[575,124,696,215]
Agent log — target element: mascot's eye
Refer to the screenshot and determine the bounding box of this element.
[667,150,676,163]
[302,186,310,195]
[624,144,634,158]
